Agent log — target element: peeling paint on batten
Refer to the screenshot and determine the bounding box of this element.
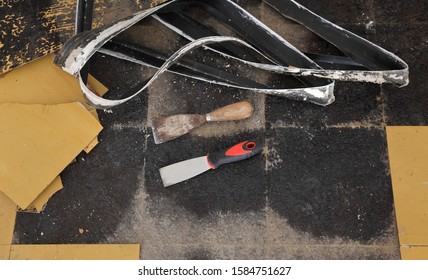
[3,55,14,73]
[150,0,171,7]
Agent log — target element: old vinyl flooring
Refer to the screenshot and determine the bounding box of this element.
[12,0,428,259]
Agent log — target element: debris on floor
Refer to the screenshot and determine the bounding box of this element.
[0,102,102,209]
[0,54,108,214]
[386,126,428,259]
[0,50,142,260]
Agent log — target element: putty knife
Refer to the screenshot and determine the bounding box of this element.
[159,140,262,187]
[152,101,254,144]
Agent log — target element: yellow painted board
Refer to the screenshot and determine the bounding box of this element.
[401,246,428,260]
[0,54,108,114]
[10,244,140,260]
[19,176,63,213]
[0,102,103,209]
[386,126,428,245]
[0,54,108,153]
[0,192,16,245]
[0,245,11,260]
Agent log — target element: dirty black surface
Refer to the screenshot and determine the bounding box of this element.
[267,127,393,241]
[144,131,266,219]
[0,0,156,74]
[13,0,426,259]
[13,56,150,244]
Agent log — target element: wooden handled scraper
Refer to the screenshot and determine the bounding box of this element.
[151,101,254,144]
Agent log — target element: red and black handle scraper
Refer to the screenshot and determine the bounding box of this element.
[159,140,262,187]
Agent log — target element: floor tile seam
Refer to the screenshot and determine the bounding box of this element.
[149,242,398,249]
[260,93,270,247]
[110,121,147,131]
[267,123,384,130]
[380,85,388,126]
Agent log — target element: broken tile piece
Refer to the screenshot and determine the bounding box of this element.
[18,176,63,213]
[87,75,109,97]
[0,192,17,245]
[0,102,103,209]
[401,246,428,260]
[0,55,107,110]
[84,137,99,154]
[9,244,140,260]
[386,126,428,245]
[0,54,108,152]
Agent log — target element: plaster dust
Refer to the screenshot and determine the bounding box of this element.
[264,139,283,171]
[106,179,399,259]
[269,113,384,130]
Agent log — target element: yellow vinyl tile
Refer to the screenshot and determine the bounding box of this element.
[0,54,108,153]
[386,126,428,246]
[0,192,16,245]
[401,246,428,260]
[0,102,102,209]
[84,136,100,154]
[0,55,108,112]
[19,176,63,213]
[0,245,11,260]
[9,244,140,260]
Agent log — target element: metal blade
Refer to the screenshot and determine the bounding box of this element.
[151,114,206,144]
[159,156,211,187]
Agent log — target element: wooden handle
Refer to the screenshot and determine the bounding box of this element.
[206,101,254,122]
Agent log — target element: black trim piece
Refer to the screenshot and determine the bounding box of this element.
[104,38,267,89]
[154,11,368,71]
[263,0,408,86]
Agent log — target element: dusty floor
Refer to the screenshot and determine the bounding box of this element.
[13,0,427,259]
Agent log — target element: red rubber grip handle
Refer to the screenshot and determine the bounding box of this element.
[207,140,262,169]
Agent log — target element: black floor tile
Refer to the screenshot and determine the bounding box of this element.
[13,52,151,244]
[144,131,267,219]
[368,24,428,125]
[373,0,427,25]
[266,81,382,127]
[88,53,152,127]
[289,0,373,25]
[13,126,147,244]
[265,23,383,127]
[266,127,394,242]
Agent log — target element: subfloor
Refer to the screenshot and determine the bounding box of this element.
[12,0,428,259]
